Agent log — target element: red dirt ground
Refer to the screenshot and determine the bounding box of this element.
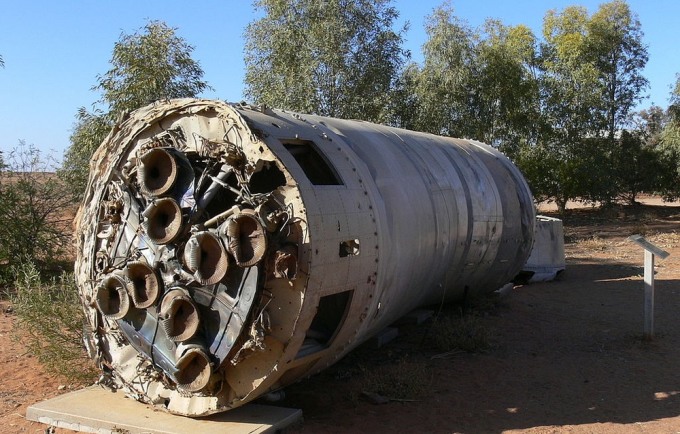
[3,197,680,433]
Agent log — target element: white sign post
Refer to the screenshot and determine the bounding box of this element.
[628,235,670,340]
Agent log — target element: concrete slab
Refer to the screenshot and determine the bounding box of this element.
[394,309,434,326]
[370,326,399,348]
[27,386,302,434]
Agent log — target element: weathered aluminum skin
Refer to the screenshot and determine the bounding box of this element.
[74,98,535,416]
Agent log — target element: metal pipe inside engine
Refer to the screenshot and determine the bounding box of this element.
[138,148,179,197]
[124,261,160,309]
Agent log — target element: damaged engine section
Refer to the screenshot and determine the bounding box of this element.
[74,98,535,416]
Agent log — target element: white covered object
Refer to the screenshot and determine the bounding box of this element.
[521,215,565,282]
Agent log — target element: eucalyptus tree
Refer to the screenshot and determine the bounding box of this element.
[531,1,650,208]
[475,19,541,151]
[60,109,112,197]
[537,1,649,141]
[244,0,408,123]
[657,75,680,199]
[408,3,478,137]
[588,0,648,140]
[401,4,540,152]
[532,5,603,210]
[96,21,209,117]
[61,21,209,195]
[540,6,603,144]
[538,1,647,143]
[614,105,671,203]
[387,62,422,130]
[666,74,680,133]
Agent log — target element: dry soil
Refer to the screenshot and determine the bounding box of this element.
[3,198,680,433]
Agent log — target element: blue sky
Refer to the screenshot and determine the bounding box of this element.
[1,1,679,160]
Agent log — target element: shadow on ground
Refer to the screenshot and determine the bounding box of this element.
[274,260,680,433]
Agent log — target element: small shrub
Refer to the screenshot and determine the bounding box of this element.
[629,223,648,236]
[467,292,508,314]
[360,357,431,400]
[430,313,491,354]
[0,142,76,287]
[9,261,97,382]
[649,231,680,249]
[574,235,610,251]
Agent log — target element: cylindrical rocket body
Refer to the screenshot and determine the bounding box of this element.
[75,99,534,416]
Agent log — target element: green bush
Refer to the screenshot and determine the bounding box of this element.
[9,261,97,382]
[0,143,75,286]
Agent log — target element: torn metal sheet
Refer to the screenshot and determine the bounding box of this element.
[74,98,535,416]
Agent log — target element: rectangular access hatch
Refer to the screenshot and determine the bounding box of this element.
[282,139,343,185]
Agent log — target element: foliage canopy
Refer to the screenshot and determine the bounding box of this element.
[244,0,409,123]
[61,21,209,196]
[389,0,653,210]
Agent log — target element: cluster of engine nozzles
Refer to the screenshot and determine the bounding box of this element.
[92,147,268,392]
